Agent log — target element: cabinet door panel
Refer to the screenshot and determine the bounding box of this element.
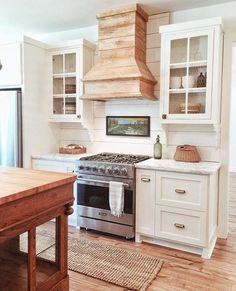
[161,28,214,123]
[136,169,155,236]
[0,43,22,87]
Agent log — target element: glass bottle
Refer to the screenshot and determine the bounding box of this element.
[154,135,162,159]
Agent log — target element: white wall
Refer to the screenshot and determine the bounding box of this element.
[171,1,236,29]
[229,45,236,172]
[35,25,98,45]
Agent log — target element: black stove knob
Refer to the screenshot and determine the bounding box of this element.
[120,168,128,176]
[113,167,120,175]
[106,167,113,175]
[79,165,84,171]
[85,166,91,171]
[99,166,105,174]
[92,166,97,172]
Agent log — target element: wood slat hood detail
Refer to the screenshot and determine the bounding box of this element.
[81,4,157,101]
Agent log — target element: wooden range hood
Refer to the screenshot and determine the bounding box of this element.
[81,4,157,101]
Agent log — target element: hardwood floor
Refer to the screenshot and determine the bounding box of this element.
[67,227,236,291]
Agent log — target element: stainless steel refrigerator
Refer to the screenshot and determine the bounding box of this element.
[0,90,22,167]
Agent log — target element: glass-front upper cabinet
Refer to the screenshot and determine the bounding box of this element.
[160,18,223,124]
[48,40,95,123]
[52,51,77,118]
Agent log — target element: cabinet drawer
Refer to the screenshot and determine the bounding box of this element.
[156,171,208,211]
[155,205,206,247]
[32,159,75,173]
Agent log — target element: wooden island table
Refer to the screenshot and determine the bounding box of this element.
[0,166,76,291]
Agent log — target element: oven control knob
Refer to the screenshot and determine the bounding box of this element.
[85,166,91,171]
[120,168,128,176]
[92,166,97,172]
[79,165,84,171]
[99,166,105,174]
[106,167,113,175]
[113,167,120,175]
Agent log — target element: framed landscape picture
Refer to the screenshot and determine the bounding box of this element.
[106,116,150,137]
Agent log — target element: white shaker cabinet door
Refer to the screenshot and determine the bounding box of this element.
[136,169,156,236]
[0,43,22,87]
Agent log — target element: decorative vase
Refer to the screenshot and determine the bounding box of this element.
[197,72,206,87]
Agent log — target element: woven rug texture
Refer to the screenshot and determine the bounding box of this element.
[38,234,163,291]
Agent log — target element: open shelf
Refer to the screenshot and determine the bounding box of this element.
[169,87,206,94]
[53,72,76,79]
[170,61,207,69]
[53,94,76,98]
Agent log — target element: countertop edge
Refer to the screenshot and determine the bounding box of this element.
[0,168,77,206]
[135,159,221,175]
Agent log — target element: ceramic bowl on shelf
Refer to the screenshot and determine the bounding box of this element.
[182,76,195,88]
[170,76,182,89]
[179,102,201,113]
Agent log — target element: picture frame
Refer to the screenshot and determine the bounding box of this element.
[106,116,150,137]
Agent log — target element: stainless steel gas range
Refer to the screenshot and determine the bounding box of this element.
[75,153,149,239]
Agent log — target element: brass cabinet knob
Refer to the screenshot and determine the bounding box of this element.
[174,223,185,229]
[141,177,151,182]
[175,189,186,194]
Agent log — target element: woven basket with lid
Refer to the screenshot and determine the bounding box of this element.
[174,145,201,163]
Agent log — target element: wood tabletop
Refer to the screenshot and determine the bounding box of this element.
[0,166,76,206]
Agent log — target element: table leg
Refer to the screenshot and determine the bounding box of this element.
[28,228,36,291]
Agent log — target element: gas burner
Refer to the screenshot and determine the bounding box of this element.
[80,152,149,165]
[76,152,150,179]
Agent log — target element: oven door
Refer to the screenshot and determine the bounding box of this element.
[77,176,133,215]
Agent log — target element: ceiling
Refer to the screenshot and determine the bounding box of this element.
[0,0,233,34]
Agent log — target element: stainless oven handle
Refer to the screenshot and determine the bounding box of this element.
[77,177,129,187]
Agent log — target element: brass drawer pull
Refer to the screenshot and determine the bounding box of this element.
[141,177,150,182]
[175,189,186,194]
[174,223,185,229]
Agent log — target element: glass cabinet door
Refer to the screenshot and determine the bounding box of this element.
[52,52,77,117]
[165,30,213,120]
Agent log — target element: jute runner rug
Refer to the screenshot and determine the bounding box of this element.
[21,228,163,291]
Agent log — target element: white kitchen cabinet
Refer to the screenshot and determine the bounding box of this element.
[135,170,156,238]
[159,18,223,124]
[136,165,219,258]
[48,39,95,123]
[0,42,22,87]
[32,158,77,226]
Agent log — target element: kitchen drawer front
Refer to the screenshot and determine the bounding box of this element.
[156,171,208,211]
[155,205,207,247]
[32,159,75,173]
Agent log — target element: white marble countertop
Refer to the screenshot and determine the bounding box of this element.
[31,152,94,162]
[135,158,221,174]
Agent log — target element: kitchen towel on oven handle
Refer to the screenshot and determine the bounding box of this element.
[109,181,124,217]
